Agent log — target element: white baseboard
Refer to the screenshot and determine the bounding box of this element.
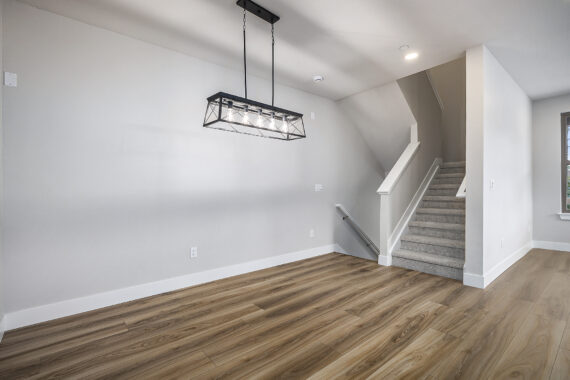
[0,316,5,343]
[484,241,533,287]
[462,272,484,288]
[533,240,570,252]
[5,244,340,331]
[463,241,533,289]
[378,255,392,266]
[388,157,442,254]
[334,244,348,255]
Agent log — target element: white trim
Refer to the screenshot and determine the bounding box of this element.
[334,243,348,255]
[410,123,418,144]
[462,272,485,288]
[483,242,533,287]
[558,213,570,221]
[4,244,339,331]
[463,241,533,289]
[456,176,466,198]
[377,141,421,195]
[0,316,5,343]
[378,255,392,266]
[388,157,442,253]
[533,240,570,252]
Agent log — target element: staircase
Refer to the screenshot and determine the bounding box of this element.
[392,161,465,280]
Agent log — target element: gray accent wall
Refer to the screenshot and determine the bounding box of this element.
[2,1,382,313]
[428,57,466,162]
[532,93,570,245]
[397,71,443,163]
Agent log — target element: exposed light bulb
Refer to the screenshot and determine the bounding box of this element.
[227,101,234,122]
[242,105,249,124]
[269,112,275,129]
[282,116,288,133]
[256,109,264,127]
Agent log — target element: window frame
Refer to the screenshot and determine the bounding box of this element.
[562,112,570,213]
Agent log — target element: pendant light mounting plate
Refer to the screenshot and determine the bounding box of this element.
[236,0,280,24]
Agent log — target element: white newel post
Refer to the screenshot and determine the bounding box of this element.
[379,193,392,266]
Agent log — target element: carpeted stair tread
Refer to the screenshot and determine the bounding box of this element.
[423,195,465,202]
[408,221,465,231]
[436,172,465,178]
[393,249,464,269]
[416,208,465,215]
[430,183,461,189]
[440,161,466,168]
[401,234,465,249]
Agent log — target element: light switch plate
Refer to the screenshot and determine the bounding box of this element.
[4,72,17,87]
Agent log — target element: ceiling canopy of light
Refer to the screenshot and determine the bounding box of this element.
[203,0,306,141]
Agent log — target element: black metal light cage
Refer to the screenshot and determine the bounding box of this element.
[203,92,305,140]
[202,0,306,141]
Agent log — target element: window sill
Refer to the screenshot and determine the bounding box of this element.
[559,213,570,221]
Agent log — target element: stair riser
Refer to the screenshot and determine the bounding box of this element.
[415,213,465,224]
[421,201,465,209]
[426,189,459,196]
[401,241,464,258]
[439,167,465,175]
[409,226,465,240]
[432,177,463,185]
[392,257,462,280]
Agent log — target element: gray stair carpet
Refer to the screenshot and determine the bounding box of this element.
[393,161,466,280]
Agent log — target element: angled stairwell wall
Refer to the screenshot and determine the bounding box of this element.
[377,71,444,266]
[336,81,418,260]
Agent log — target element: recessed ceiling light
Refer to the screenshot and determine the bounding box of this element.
[405,52,419,61]
[313,75,324,83]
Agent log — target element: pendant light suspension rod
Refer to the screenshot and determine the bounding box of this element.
[203,1,305,141]
[271,23,275,106]
[243,0,247,99]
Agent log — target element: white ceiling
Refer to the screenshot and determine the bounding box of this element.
[18,0,570,100]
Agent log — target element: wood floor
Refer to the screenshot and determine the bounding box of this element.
[1,249,570,379]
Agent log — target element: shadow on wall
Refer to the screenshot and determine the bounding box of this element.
[333,213,378,261]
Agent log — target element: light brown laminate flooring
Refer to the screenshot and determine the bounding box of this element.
[1,249,570,379]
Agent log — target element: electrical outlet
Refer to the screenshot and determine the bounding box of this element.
[309,228,315,238]
[490,179,495,190]
[310,111,316,120]
[500,238,504,249]
[314,184,324,192]
[190,247,198,258]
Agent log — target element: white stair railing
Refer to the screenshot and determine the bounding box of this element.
[456,176,466,198]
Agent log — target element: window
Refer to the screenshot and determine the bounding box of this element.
[562,112,570,213]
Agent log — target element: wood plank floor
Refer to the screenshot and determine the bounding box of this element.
[1,249,569,379]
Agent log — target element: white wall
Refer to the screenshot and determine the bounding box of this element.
[0,0,5,338]
[2,1,382,316]
[338,82,416,174]
[464,45,533,287]
[464,46,485,278]
[532,93,570,248]
[482,47,533,275]
[428,57,466,162]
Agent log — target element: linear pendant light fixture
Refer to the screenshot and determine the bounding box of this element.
[203,0,306,141]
